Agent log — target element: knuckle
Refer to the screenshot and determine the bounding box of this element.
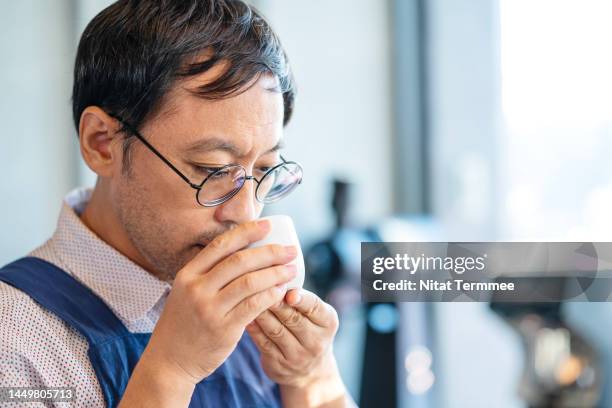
[305,297,322,318]
[241,274,257,293]
[245,295,262,311]
[269,244,285,258]
[231,251,246,266]
[184,280,201,299]
[289,354,307,367]
[245,220,259,231]
[269,324,285,339]
[284,309,303,327]
[260,338,276,354]
[243,220,260,237]
[275,264,289,279]
[173,272,190,289]
[195,302,212,320]
[207,236,225,252]
[311,342,325,356]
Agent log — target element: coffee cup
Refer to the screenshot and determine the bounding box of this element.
[249,215,305,289]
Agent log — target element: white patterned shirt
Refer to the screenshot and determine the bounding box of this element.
[0,188,172,407]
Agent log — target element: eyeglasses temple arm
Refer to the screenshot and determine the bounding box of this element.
[110,115,200,189]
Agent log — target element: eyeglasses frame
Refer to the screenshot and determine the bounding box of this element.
[107,113,303,207]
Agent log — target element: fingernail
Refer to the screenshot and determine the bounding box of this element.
[257,219,270,231]
[276,283,287,293]
[285,264,297,276]
[284,245,297,256]
[293,292,302,304]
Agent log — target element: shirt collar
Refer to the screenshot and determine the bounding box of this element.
[50,188,171,325]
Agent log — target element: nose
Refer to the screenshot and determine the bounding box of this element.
[213,177,262,225]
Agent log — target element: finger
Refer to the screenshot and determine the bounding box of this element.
[183,219,271,277]
[254,310,305,360]
[207,244,297,290]
[268,301,322,350]
[245,321,284,359]
[284,289,337,328]
[219,264,297,310]
[227,283,288,326]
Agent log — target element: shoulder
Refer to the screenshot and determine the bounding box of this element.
[0,243,77,342]
[0,280,105,405]
[0,247,85,355]
[0,247,89,361]
[0,278,83,357]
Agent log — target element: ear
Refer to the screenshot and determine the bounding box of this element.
[78,107,124,177]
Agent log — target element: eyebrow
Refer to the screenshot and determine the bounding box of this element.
[183,136,284,157]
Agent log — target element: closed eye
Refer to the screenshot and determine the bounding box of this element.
[254,165,276,178]
[193,165,225,176]
[192,164,276,178]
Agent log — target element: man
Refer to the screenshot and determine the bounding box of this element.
[0,1,356,407]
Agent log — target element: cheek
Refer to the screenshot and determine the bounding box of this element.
[136,187,217,242]
[118,148,259,247]
[127,152,199,211]
[116,161,209,241]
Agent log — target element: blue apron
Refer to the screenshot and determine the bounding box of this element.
[0,257,281,408]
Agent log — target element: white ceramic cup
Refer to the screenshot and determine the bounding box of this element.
[249,215,305,289]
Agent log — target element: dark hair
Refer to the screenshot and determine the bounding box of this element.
[72,0,295,159]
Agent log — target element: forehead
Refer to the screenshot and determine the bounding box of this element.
[150,67,284,156]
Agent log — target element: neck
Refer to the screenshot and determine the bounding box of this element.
[80,182,155,275]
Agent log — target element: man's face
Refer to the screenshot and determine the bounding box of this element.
[112,71,284,281]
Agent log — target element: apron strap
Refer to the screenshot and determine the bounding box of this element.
[0,256,131,345]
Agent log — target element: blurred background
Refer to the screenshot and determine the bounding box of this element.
[2,0,612,407]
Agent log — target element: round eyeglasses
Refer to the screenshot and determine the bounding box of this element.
[109,114,303,207]
[196,161,302,206]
